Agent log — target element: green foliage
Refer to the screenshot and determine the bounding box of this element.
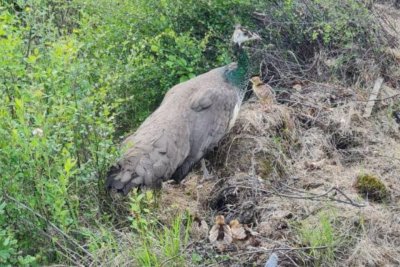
[5,0,382,265]
[0,0,261,263]
[137,217,191,265]
[79,0,257,132]
[159,213,191,264]
[297,210,338,265]
[127,190,191,266]
[0,199,36,266]
[259,0,375,57]
[128,190,158,233]
[0,2,116,264]
[355,173,390,202]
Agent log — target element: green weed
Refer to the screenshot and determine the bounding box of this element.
[298,210,338,265]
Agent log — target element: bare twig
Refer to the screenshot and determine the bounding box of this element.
[3,194,95,261]
[224,182,365,207]
[271,184,366,208]
[354,93,400,103]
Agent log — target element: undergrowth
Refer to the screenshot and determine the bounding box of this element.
[296,210,339,266]
[0,0,397,265]
[129,191,191,267]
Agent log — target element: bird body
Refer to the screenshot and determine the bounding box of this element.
[107,66,241,193]
[250,76,275,108]
[190,216,209,240]
[107,26,261,194]
[209,215,233,251]
[229,219,260,248]
[230,219,247,240]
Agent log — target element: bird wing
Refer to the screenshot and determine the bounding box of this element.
[171,73,240,182]
[209,225,220,243]
[106,108,191,194]
[222,225,233,244]
[106,65,240,193]
[190,88,215,112]
[189,85,239,157]
[231,224,247,240]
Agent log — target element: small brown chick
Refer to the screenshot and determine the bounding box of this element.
[229,219,261,248]
[190,216,209,241]
[229,219,247,240]
[209,215,233,252]
[250,76,275,110]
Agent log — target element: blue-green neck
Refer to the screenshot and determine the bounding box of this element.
[225,48,250,88]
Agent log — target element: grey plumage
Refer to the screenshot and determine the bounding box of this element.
[106,65,240,194]
[106,26,260,194]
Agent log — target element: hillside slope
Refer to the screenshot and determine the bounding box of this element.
[152,3,400,266]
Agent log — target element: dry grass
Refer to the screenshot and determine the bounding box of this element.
[144,76,400,266]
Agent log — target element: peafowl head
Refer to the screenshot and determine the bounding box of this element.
[226,25,262,93]
[231,24,261,48]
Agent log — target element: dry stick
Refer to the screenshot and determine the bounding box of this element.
[354,93,400,103]
[363,77,384,118]
[19,217,85,264]
[233,184,365,207]
[272,185,366,208]
[247,245,329,254]
[278,98,325,110]
[3,194,95,262]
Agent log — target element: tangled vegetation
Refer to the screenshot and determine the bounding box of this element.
[0,0,398,266]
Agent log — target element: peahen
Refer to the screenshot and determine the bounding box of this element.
[106,25,261,194]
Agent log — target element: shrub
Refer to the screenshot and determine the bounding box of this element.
[0,4,116,264]
[0,0,261,264]
[252,0,398,86]
[79,0,258,132]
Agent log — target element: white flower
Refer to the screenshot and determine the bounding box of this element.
[32,128,44,137]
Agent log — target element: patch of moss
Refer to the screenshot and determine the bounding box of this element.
[258,158,273,179]
[355,174,389,202]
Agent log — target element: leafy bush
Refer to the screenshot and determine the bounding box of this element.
[79,0,258,132]
[0,3,116,264]
[0,200,36,266]
[0,0,260,264]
